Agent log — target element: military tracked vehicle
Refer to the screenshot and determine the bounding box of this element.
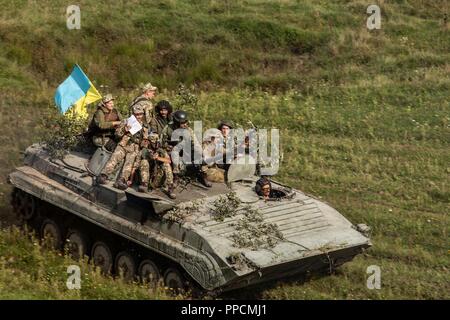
[8,143,371,293]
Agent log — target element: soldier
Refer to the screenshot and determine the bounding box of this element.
[129,82,157,125]
[216,120,236,169]
[218,120,234,139]
[255,177,273,201]
[200,120,237,183]
[98,105,149,190]
[202,130,226,183]
[138,132,176,199]
[88,94,123,151]
[161,110,211,187]
[149,100,173,135]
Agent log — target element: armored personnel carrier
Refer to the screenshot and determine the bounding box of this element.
[8,143,371,293]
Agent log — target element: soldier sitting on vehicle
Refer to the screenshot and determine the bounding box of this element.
[98,105,149,190]
[202,130,226,183]
[137,132,176,199]
[217,119,238,170]
[149,100,173,135]
[161,110,211,187]
[129,82,157,125]
[202,120,246,182]
[88,94,123,151]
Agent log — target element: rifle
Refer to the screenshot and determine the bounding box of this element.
[246,120,282,176]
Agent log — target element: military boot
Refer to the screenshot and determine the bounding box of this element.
[198,172,212,188]
[97,174,108,185]
[173,173,179,186]
[138,182,148,193]
[166,184,177,199]
[114,178,128,190]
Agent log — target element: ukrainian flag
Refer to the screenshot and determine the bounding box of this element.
[54,65,102,118]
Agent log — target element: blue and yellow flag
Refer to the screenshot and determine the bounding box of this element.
[54,65,102,118]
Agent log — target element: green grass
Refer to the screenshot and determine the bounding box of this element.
[0,0,449,299]
[0,227,179,299]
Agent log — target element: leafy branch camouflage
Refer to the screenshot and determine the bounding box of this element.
[229,204,284,250]
[210,192,284,250]
[165,200,204,223]
[210,191,241,222]
[174,84,198,114]
[40,114,88,159]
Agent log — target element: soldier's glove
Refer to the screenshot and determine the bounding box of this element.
[104,139,117,152]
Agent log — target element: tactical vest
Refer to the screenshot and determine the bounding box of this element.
[105,109,120,122]
[151,115,170,134]
[88,107,120,137]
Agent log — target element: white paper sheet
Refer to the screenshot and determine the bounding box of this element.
[127,115,142,135]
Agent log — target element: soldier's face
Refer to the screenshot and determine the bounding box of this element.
[262,185,271,198]
[134,112,144,122]
[159,108,168,118]
[145,90,156,99]
[105,100,114,110]
[179,121,188,129]
[221,125,231,137]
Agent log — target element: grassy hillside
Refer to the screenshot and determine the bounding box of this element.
[0,227,179,299]
[0,0,448,299]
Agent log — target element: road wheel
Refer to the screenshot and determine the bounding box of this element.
[40,218,63,250]
[163,267,186,293]
[115,251,136,282]
[65,230,89,260]
[13,190,36,221]
[91,241,114,274]
[138,259,161,284]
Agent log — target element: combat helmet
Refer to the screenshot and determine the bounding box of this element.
[102,94,115,104]
[155,100,173,114]
[173,110,188,124]
[217,120,234,130]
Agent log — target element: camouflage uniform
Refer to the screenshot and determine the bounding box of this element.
[161,123,203,175]
[149,114,172,136]
[101,120,149,183]
[202,135,226,183]
[138,133,176,198]
[130,83,158,125]
[88,96,122,150]
[129,94,153,125]
[217,120,239,167]
[139,144,173,189]
[200,124,242,183]
[220,134,239,167]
